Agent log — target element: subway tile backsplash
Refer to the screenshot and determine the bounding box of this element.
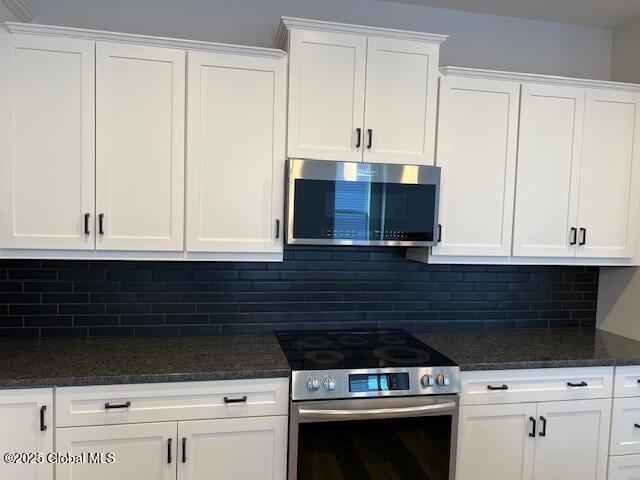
[0,247,598,338]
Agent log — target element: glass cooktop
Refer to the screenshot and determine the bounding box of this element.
[276,330,457,371]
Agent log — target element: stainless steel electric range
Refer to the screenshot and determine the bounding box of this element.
[276,330,461,480]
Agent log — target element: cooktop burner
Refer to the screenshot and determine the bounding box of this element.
[276,329,455,370]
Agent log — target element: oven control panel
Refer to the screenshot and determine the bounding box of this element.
[291,366,460,401]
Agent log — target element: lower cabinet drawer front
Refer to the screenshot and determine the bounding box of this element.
[56,378,289,427]
[608,455,640,479]
[610,397,640,456]
[460,367,614,405]
[614,366,640,398]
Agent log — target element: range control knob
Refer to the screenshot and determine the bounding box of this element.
[436,373,450,387]
[323,377,337,391]
[420,374,435,388]
[306,377,321,392]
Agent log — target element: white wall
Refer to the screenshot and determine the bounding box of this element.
[612,16,640,83]
[25,0,613,80]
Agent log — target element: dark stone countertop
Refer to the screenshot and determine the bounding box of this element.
[0,335,290,388]
[415,329,640,371]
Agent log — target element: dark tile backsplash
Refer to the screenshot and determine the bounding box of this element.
[0,247,599,338]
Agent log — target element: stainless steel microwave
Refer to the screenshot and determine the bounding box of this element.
[285,159,441,247]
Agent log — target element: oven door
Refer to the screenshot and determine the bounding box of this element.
[288,395,458,480]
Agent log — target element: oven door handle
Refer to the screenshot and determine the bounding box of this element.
[297,401,456,421]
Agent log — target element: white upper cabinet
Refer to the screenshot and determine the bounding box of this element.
[513,84,585,258]
[95,42,185,252]
[186,50,286,255]
[286,29,366,162]
[576,89,640,258]
[432,73,520,257]
[362,37,440,165]
[0,33,95,250]
[280,17,446,165]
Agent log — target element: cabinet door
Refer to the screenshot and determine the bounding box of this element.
[576,89,640,258]
[532,399,610,480]
[56,422,176,480]
[513,84,585,257]
[432,76,520,257]
[286,29,366,162]
[0,34,95,250]
[96,42,185,251]
[186,51,286,254]
[362,37,439,165]
[178,416,287,480]
[608,455,640,480]
[0,389,53,480]
[456,403,536,480]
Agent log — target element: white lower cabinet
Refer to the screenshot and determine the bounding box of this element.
[609,366,640,479]
[55,422,176,480]
[53,378,288,480]
[608,455,640,479]
[457,368,613,480]
[178,416,287,480]
[458,399,611,480]
[532,399,610,480]
[0,389,53,480]
[457,403,536,480]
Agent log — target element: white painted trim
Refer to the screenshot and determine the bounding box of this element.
[0,248,284,262]
[440,66,640,92]
[277,17,448,47]
[1,0,34,23]
[1,21,286,58]
[406,248,639,266]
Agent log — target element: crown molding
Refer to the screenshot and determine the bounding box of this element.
[277,16,448,48]
[440,66,640,92]
[2,21,287,59]
[1,0,34,23]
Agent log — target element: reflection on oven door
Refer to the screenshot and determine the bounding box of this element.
[297,415,452,479]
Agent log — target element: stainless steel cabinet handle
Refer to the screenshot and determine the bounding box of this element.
[298,401,456,420]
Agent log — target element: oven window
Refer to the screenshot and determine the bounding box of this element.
[297,416,451,480]
[292,179,436,242]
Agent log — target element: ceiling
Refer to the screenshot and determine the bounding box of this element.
[380,0,640,28]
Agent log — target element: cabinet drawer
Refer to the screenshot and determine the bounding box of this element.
[608,454,640,479]
[614,366,640,398]
[460,367,613,405]
[610,397,640,456]
[56,378,289,427]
